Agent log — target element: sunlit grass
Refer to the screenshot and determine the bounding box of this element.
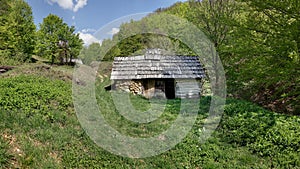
[0,68,299,168]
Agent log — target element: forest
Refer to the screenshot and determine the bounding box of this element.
[0,0,83,65]
[0,0,299,168]
[80,0,300,115]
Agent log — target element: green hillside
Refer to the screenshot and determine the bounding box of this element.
[0,65,299,168]
[1,0,299,168]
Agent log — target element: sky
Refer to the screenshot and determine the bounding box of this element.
[25,0,186,46]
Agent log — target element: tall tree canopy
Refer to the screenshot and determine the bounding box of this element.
[79,42,101,64]
[35,14,83,64]
[222,0,300,114]
[0,0,36,62]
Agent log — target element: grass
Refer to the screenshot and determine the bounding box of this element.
[0,63,299,168]
[0,136,11,168]
[1,63,73,82]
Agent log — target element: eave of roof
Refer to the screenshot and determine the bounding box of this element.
[111,55,205,80]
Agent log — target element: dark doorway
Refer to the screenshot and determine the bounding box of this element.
[165,79,175,99]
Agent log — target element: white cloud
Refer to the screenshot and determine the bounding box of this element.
[46,0,88,12]
[107,28,120,35]
[72,16,75,20]
[81,28,97,33]
[73,0,88,12]
[79,32,101,46]
[47,0,73,10]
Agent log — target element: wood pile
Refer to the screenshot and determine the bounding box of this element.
[129,81,143,95]
[115,80,144,95]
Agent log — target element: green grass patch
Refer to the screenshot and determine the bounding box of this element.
[0,75,72,120]
[0,71,299,168]
[1,63,74,82]
[0,136,12,168]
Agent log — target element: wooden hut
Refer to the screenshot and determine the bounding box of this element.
[110,49,205,99]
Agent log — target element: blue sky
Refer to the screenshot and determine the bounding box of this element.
[25,0,186,45]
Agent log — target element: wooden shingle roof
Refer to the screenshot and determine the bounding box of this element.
[111,53,205,80]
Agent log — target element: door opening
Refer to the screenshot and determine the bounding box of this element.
[165,79,175,99]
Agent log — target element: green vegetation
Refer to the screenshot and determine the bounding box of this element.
[35,14,83,65]
[220,99,300,168]
[1,0,299,168]
[0,0,83,65]
[0,75,71,119]
[79,42,101,65]
[0,68,299,168]
[0,0,36,64]
[0,136,11,168]
[80,0,299,115]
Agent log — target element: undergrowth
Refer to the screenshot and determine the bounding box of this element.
[0,74,299,168]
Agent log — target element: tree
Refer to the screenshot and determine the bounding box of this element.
[186,0,236,95]
[0,0,11,55]
[238,0,299,62]
[36,14,61,64]
[0,0,36,62]
[10,0,36,58]
[99,38,121,61]
[79,42,101,64]
[68,29,83,63]
[36,14,83,64]
[226,0,300,114]
[57,24,83,64]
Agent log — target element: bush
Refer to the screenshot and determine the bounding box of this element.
[251,116,300,167]
[0,75,72,121]
[220,100,274,145]
[219,99,300,167]
[0,50,31,66]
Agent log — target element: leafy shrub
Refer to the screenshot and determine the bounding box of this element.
[220,99,300,167]
[220,100,276,145]
[0,75,72,121]
[251,116,300,167]
[0,73,298,168]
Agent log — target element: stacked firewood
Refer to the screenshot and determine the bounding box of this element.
[129,81,143,95]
